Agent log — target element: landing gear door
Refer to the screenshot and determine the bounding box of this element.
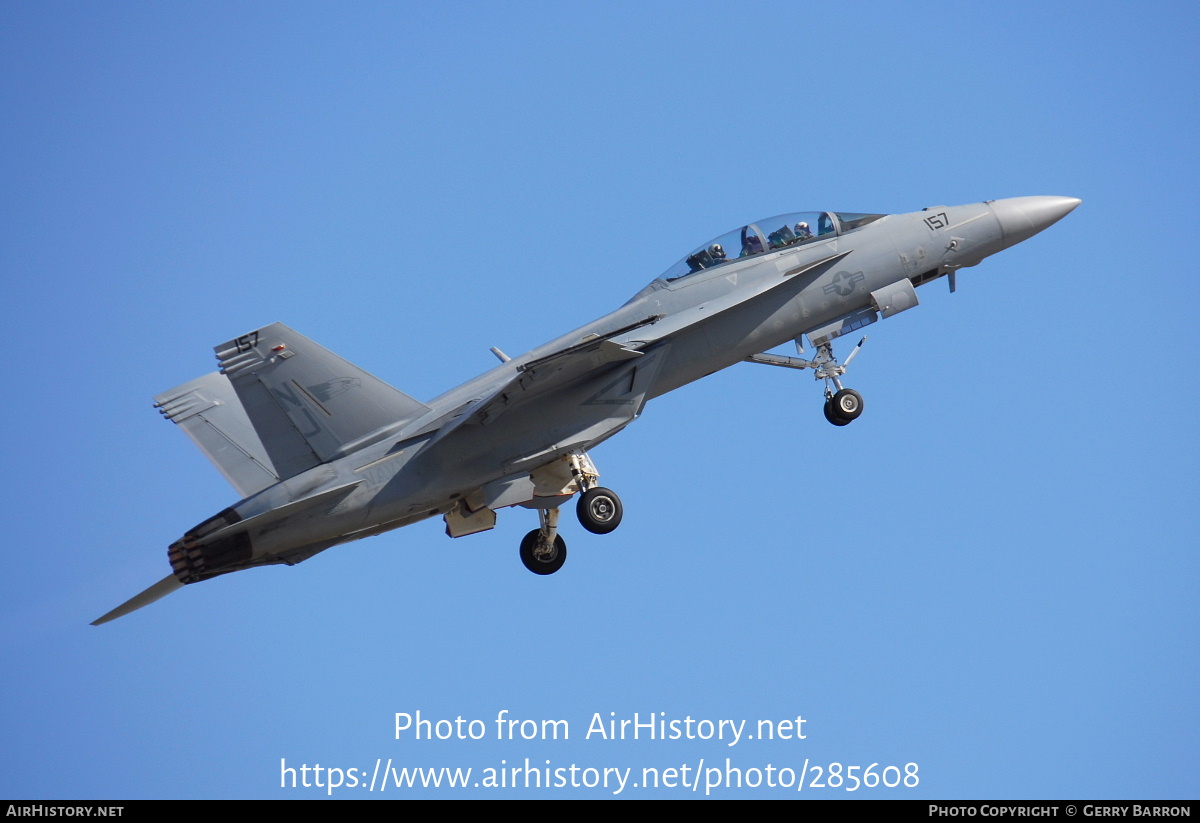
[870,278,919,319]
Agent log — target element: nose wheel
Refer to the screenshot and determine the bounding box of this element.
[809,340,867,426]
[824,387,863,426]
[745,337,869,427]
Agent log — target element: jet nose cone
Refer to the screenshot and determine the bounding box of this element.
[989,196,1081,248]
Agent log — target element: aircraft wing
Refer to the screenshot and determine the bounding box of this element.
[216,323,432,481]
[487,250,849,410]
[417,253,848,448]
[420,316,660,448]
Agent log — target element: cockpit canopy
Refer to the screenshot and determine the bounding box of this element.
[661,211,886,281]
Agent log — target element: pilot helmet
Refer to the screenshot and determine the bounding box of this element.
[795,221,809,232]
[709,243,725,258]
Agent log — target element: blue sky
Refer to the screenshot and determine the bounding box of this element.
[2,1,1196,799]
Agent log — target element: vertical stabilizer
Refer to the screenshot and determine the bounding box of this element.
[215,323,431,480]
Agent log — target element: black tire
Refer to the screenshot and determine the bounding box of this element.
[577,487,623,534]
[824,398,851,426]
[830,388,864,422]
[519,529,567,575]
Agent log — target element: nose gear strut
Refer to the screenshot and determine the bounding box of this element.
[744,336,868,426]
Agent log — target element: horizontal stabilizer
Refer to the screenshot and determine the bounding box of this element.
[91,574,183,626]
[154,372,280,498]
[215,323,432,481]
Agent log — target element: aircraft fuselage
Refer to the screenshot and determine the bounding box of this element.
[94,196,1080,623]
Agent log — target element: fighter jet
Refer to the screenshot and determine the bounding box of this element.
[93,195,1080,624]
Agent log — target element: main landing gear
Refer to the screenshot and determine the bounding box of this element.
[520,508,567,575]
[519,451,623,575]
[577,486,623,534]
[745,336,868,427]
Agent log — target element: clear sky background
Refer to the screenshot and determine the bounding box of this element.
[2,1,1196,799]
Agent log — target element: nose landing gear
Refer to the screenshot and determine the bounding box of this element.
[745,336,868,427]
[824,387,864,426]
[808,339,867,426]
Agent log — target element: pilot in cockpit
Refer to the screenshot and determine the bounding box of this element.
[685,242,729,274]
[794,221,812,240]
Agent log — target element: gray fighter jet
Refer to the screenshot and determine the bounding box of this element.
[93,196,1080,624]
